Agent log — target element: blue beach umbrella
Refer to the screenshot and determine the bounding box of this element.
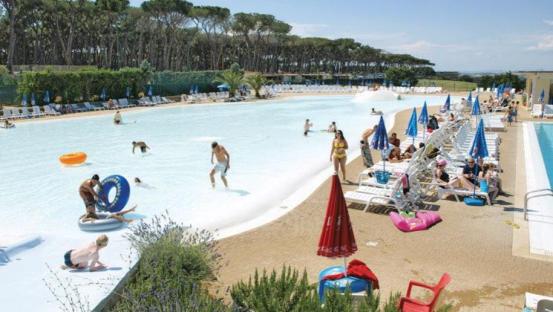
[443,94,451,112]
[21,94,28,107]
[100,88,107,101]
[147,85,153,97]
[405,107,418,145]
[540,89,545,102]
[471,96,481,123]
[467,91,472,106]
[371,116,389,172]
[469,119,489,160]
[418,101,429,140]
[125,86,131,98]
[43,90,50,104]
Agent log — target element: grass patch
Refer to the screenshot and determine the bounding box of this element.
[417,79,477,92]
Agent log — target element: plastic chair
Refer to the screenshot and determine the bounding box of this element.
[398,273,451,312]
[537,299,553,312]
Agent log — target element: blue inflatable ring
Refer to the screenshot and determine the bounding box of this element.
[96,175,130,212]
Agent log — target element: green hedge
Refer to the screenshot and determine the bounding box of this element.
[17,68,151,104]
[152,70,221,95]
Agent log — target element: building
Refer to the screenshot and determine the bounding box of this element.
[516,71,553,104]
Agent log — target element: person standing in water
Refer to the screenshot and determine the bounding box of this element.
[210,141,230,188]
[327,121,337,133]
[304,119,313,136]
[132,141,150,154]
[79,174,102,214]
[330,130,349,180]
[113,111,122,125]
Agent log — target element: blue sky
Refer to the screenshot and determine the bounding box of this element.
[129,0,553,72]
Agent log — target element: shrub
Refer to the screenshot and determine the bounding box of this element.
[152,70,221,95]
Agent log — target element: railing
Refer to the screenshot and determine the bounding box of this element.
[524,188,553,221]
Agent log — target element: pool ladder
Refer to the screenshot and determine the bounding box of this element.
[524,188,553,221]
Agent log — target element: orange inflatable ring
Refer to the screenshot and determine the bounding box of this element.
[59,152,87,165]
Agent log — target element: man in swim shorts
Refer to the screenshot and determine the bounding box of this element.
[61,235,108,271]
[304,119,313,136]
[114,111,122,125]
[210,141,230,188]
[79,174,102,214]
[132,141,150,154]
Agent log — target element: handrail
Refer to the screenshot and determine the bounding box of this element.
[524,188,553,221]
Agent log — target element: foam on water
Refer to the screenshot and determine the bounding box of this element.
[352,89,399,103]
[0,94,442,310]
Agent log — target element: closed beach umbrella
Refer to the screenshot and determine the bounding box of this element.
[31,93,36,106]
[147,85,153,97]
[43,90,50,104]
[100,88,107,101]
[21,94,28,107]
[418,101,429,140]
[317,174,357,263]
[443,94,451,112]
[540,89,545,103]
[467,91,472,106]
[405,107,418,144]
[125,86,131,98]
[471,96,481,123]
[468,119,489,196]
[371,116,389,171]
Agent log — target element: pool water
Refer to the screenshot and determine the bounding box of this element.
[535,123,553,187]
[0,94,443,310]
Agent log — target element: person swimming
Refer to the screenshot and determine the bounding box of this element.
[132,141,150,154]
[113,111,122,125]
[327,121,337,133]
[304,119,313,136]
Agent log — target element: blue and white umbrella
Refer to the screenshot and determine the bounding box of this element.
[467,91,472,106]
[540,89,545,103]
[126,86,131,98]
[21,94,28,107]
[405,107,418,145]
[469,118,489,160]
[100,88,107,101]
[31,93,36,106]
[471,96,481,123]
[147,85,153,97]
[371,116,389,171]
[44,90,50,104]
[418,101,429,140]
[443,94,451,112]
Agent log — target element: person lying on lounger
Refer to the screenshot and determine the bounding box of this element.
[80,205,137,223]
[61,235,109,271]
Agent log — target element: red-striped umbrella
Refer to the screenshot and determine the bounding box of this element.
[317,174,357,259]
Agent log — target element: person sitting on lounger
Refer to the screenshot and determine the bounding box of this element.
[61,234,109,271]
[448,113,455,122]
[80,205,136,223]
[458,157,481,190]
[387,146,403,162]
[402,144,417,159]
[389,132,400,147]
[113,111,122,125]
[304,119,313,136]
[132,141,150,154]
[433,159,462,190]
[479,163,500,200]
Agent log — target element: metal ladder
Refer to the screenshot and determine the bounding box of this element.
[524,188,553,221]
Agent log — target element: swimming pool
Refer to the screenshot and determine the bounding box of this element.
[0,94,444,310]
[535,123,553,187]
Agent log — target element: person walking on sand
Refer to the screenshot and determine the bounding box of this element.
[304,119,313,136]
[61,235,109,271]
[210,141,230,188]
[132,141,150,154]
[113,111,122,125]
[79,174,102,214]
[330,130,349,181]
[360,125,377,168]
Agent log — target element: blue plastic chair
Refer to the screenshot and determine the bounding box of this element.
[318,265,371,302]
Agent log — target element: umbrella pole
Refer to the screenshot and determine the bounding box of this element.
[343,257,348,277]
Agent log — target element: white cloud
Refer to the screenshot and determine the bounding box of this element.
[289,23,328,37]
[544,19,553,26]
[391,40,473,53]
[527,34,553,51]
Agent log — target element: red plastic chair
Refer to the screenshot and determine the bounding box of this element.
[398,273,451,312]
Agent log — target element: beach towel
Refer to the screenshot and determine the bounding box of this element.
[401,173,410,194]
[322,259,380,289]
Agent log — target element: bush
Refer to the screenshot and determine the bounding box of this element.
[385,67,417,86]
[109,213,225,311]
[152,70,221,95]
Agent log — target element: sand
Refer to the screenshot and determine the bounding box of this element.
[212,106,553,311]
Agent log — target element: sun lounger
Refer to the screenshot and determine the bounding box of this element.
[544,105,553,118]
[531,104,543,118]
[84,102,102,111]
[137,97,155,106]
[31,106,44,117]
[44,105,60,116]
[524,292,553,312]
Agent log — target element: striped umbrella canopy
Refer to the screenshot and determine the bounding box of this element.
[405,107,418,144]
[43,90,50,104]
[21,94,28,107]
[443,94,451,111]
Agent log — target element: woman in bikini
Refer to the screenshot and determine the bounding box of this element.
[330,130,349,180]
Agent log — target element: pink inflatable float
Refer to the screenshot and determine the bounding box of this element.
[389,211,442,232]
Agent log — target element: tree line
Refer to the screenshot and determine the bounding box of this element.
[0,0,434,75]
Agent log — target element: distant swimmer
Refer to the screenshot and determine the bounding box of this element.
[113,111,122,125]
[61,235,109,271]
[327,121,337,133]
[132,141,150,154]
[79,174,102,214]
[134,177,142,185]
[1,119,14,128]
[210,141,230,188]
[371,108,383,115]
[304,119,313,136]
